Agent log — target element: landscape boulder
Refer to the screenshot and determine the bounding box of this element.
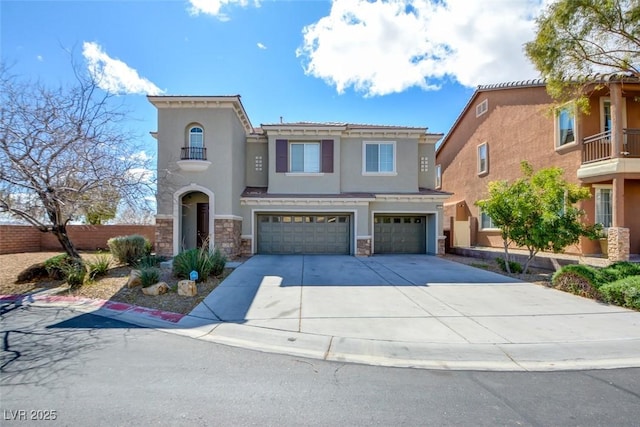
[127,270,142,288]
[142,282,169,296]
[177,280,197,297]
[16,262,49,283]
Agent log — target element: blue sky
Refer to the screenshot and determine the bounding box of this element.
[1,0,547,156]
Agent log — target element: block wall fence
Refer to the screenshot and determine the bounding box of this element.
[0,225,156,255]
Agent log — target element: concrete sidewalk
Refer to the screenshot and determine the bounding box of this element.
[7,255,640,371]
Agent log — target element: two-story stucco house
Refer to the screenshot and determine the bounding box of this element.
[149,95,450,258]
[435,75,640,261]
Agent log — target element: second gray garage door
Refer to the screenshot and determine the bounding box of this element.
[374,215,426,254]
[258,214,350,254]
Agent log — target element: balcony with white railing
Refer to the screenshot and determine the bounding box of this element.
[177,146,211,172]
[578,128,640,179]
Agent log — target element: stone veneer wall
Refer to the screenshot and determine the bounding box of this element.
[607,227,630,262]
[155,219,173,257]
[240,238,252,256]
[215,219,242,258]
[357,238,371,256]
[437,236,446,255]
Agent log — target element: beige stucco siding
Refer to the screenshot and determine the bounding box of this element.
[340,137,419,193]
[246,142,268,187]
[418,143,436,189]
[156,107,245,216]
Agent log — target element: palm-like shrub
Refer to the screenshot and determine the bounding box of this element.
[173,247,227,282]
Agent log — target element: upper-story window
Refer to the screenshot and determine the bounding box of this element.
[476,99,488,117]
[556,105,575,147]
[290,142,320,173]
[435,164,442,189]
[275,139,333,174]
[185,125,205,160]
[363,141,396,174]
[477,142,488,175]
[600,97,627,133]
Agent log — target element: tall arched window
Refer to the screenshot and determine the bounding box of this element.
[188,126,204,159]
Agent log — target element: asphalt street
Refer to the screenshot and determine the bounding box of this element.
[2,303,640,426]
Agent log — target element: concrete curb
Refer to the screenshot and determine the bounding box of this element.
[3,293,640,372]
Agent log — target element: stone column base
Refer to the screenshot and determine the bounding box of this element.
[437,235,446,256]
[215,218,242,258]
[240,238,252,256]
[357,238,372,256]
[155,218,173,257]
[607,227,630,262]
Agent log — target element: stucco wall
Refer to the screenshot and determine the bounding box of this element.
[155,107,244,216]
[246,141,268,187]
[340,137,419,193]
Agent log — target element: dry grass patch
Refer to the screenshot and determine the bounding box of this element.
[442,254,553,286]
[1,251,229,315]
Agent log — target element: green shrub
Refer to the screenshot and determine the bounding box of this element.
[86,253,111,280]
[144,239,153,256]
[173,247,227,282]
[135,254,165,269]
[495,257,523,274]
[551,264,602,299]
[62,260,87,288]
[107,234,149,265]
[139,267,161,288]
[599,276,640,310]
[44,254,73,280]
[606,262,640,279]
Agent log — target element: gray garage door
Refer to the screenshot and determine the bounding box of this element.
[374,215,426,254]
[258,214,350,254]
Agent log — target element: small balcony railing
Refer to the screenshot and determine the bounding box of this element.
[180,146,207,160]
[582,128,640,164]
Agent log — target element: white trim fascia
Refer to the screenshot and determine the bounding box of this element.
[356,235,372,239]
[346,130,425,139]
[241,198,373,206]
[214,214,243,221]
[250,208,358,255]
[374,194,450,202]
[262,127,345,137]
[155,214,173,220]
[240,235,253,240]
[285,172,325,177]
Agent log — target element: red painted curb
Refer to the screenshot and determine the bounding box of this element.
[0,293,185,323]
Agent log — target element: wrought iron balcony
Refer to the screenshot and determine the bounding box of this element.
[582,128,640,164]
[181,146,207,161]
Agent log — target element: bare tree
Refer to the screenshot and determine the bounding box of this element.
[0,65,153,259]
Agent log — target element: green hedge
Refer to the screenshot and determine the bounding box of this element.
[599,276,640,310]
[552,262,640,307]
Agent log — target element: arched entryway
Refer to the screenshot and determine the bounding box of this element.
[173,185,215,255]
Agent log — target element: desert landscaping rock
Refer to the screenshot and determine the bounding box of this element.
[127,269,142,288]
[177,280,197,297]
[16,262,49,283]
[142,282,169,296]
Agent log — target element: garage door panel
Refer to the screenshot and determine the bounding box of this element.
[374,215,426,254]
[258,214,350,254]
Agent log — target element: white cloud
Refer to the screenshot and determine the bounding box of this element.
[297,0,544,96]
[36,55,44,62]
[257,42,267,50]
[188,0,260,21]
[82,41,164,96]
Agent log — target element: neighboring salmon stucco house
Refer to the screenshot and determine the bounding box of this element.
[435,75,640,261]
[148,95,450,258]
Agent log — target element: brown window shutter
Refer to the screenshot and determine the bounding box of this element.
[321,139,333,173]
[276,139,288,173]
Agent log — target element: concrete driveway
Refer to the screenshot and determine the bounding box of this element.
[181,255,640,370]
